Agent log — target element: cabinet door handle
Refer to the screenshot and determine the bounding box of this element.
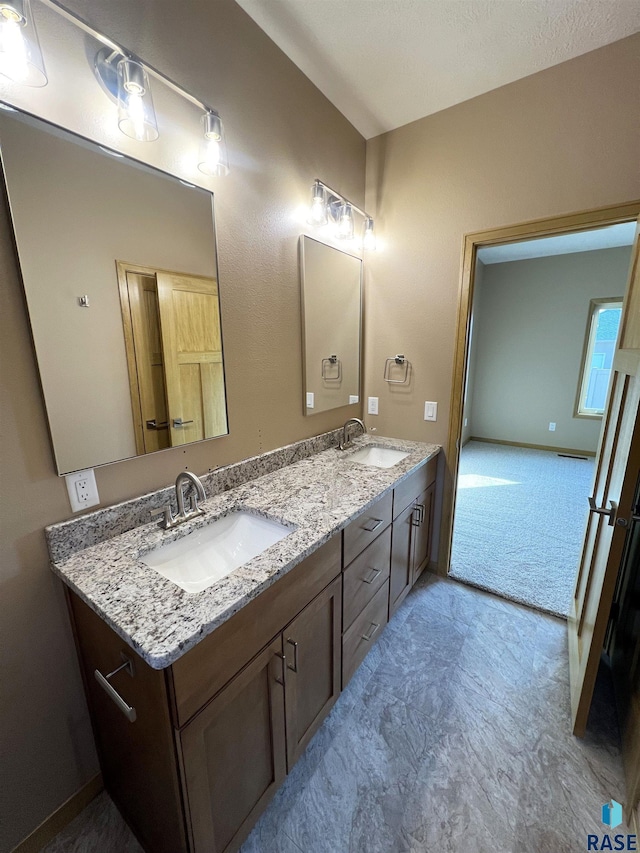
[94,656,137,722]
[361,622,380,642]
[172,418,194,428]
[286,638,299,672]
[587,496,618,526]
[362,517,383,533]
[362,567,382,585]
[274,653,286,686]
[412,503,425,526]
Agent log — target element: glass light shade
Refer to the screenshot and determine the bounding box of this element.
[336,202,354,240]
[198,111,229,176]
[307,182,327,226]
[116,58,158,142]
[363,217,376,251]
[0,0,47,87]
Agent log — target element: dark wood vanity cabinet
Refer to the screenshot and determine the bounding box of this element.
[180,637,287,853]
[389,457,437,617]
[68,537,343,853]
[181,577,342,853]
[68,454,439,853]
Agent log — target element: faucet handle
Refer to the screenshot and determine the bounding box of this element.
[150,505,175,529]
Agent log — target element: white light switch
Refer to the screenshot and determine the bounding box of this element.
[65,468,100,513]
[549,422,556,431]
[367,397,379,415]
[306,392,314,409]
[424,401,438,422]
[349,395,359,405]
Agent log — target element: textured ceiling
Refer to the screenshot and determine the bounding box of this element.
[235,0,640,138]
[477,222,637,264]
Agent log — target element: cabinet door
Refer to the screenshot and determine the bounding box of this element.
[284,576,342,769]
[180,637,286,853]
[411,482,435,584]
[390,501,415,617]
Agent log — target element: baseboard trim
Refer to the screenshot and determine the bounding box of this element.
[469,436,596,458]
[11,773,103,853]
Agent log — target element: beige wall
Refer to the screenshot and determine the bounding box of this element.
[468,247,632,453]
[0,1,365,849]
[364,33,640,555]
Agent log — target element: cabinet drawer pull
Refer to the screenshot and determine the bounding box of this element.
[362,567,382,585]
[286,638,299,672]
[361,622,380,642]
[362,517,383,533]
[94,656,137,722]
[274,653,286,686]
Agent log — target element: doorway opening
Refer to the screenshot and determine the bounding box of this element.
[444,204,639,618]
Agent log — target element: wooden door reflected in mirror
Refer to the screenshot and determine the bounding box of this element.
[118,262,228,455]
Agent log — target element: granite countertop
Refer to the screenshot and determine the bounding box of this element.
[49,435,439,669]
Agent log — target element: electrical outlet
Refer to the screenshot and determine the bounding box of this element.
[424,401,438,422]
[549,422,556,432]
[65,468,100,512]
[367,396,379,415]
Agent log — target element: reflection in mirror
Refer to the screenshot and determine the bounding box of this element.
[0,109,228,474]
[300,236,362,416]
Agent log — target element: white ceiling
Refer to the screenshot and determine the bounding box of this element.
[235,0,640,139]
[477,222,637,265]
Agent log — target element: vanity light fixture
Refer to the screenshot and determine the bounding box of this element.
[95,47,159,142]
[0,0,47,87]
[198,110,229,176]
[116,57,158,142]
[307,179,376,249]
[0,0,231,171]
[336,202,354,240]
[363,217,376,251]
[307,180,328,226]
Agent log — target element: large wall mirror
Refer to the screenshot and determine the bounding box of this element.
[300,236,362,416]
[1,109,228,475]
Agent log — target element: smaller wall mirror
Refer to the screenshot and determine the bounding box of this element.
[300,236,362,416]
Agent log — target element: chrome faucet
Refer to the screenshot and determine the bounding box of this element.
[339,417,366,450]
[151,471,206,530]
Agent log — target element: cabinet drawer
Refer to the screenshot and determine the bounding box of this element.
[343,525,391,631]
[171,534,341,727]
[343,491,393,566]
[393,455,437,519]
[342,580,389,687]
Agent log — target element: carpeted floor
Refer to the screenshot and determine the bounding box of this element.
[450,440,595,617]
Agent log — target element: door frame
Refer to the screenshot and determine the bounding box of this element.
[441,199,640,574]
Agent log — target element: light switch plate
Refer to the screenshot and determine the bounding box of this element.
[306,392,314,409]
[349,395,359,405]
[65,468,100,512]
[424,401,438,422]
[549,422,556,431]
[367,396,379,415]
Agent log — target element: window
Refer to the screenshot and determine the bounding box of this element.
[575,298,623,417]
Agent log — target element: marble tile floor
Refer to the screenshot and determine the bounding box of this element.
[41,575,628,853]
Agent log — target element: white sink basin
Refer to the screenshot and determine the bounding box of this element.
[141,511,291,594]
[348,445,410,469]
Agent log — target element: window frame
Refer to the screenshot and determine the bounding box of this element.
[574,296,624,419]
